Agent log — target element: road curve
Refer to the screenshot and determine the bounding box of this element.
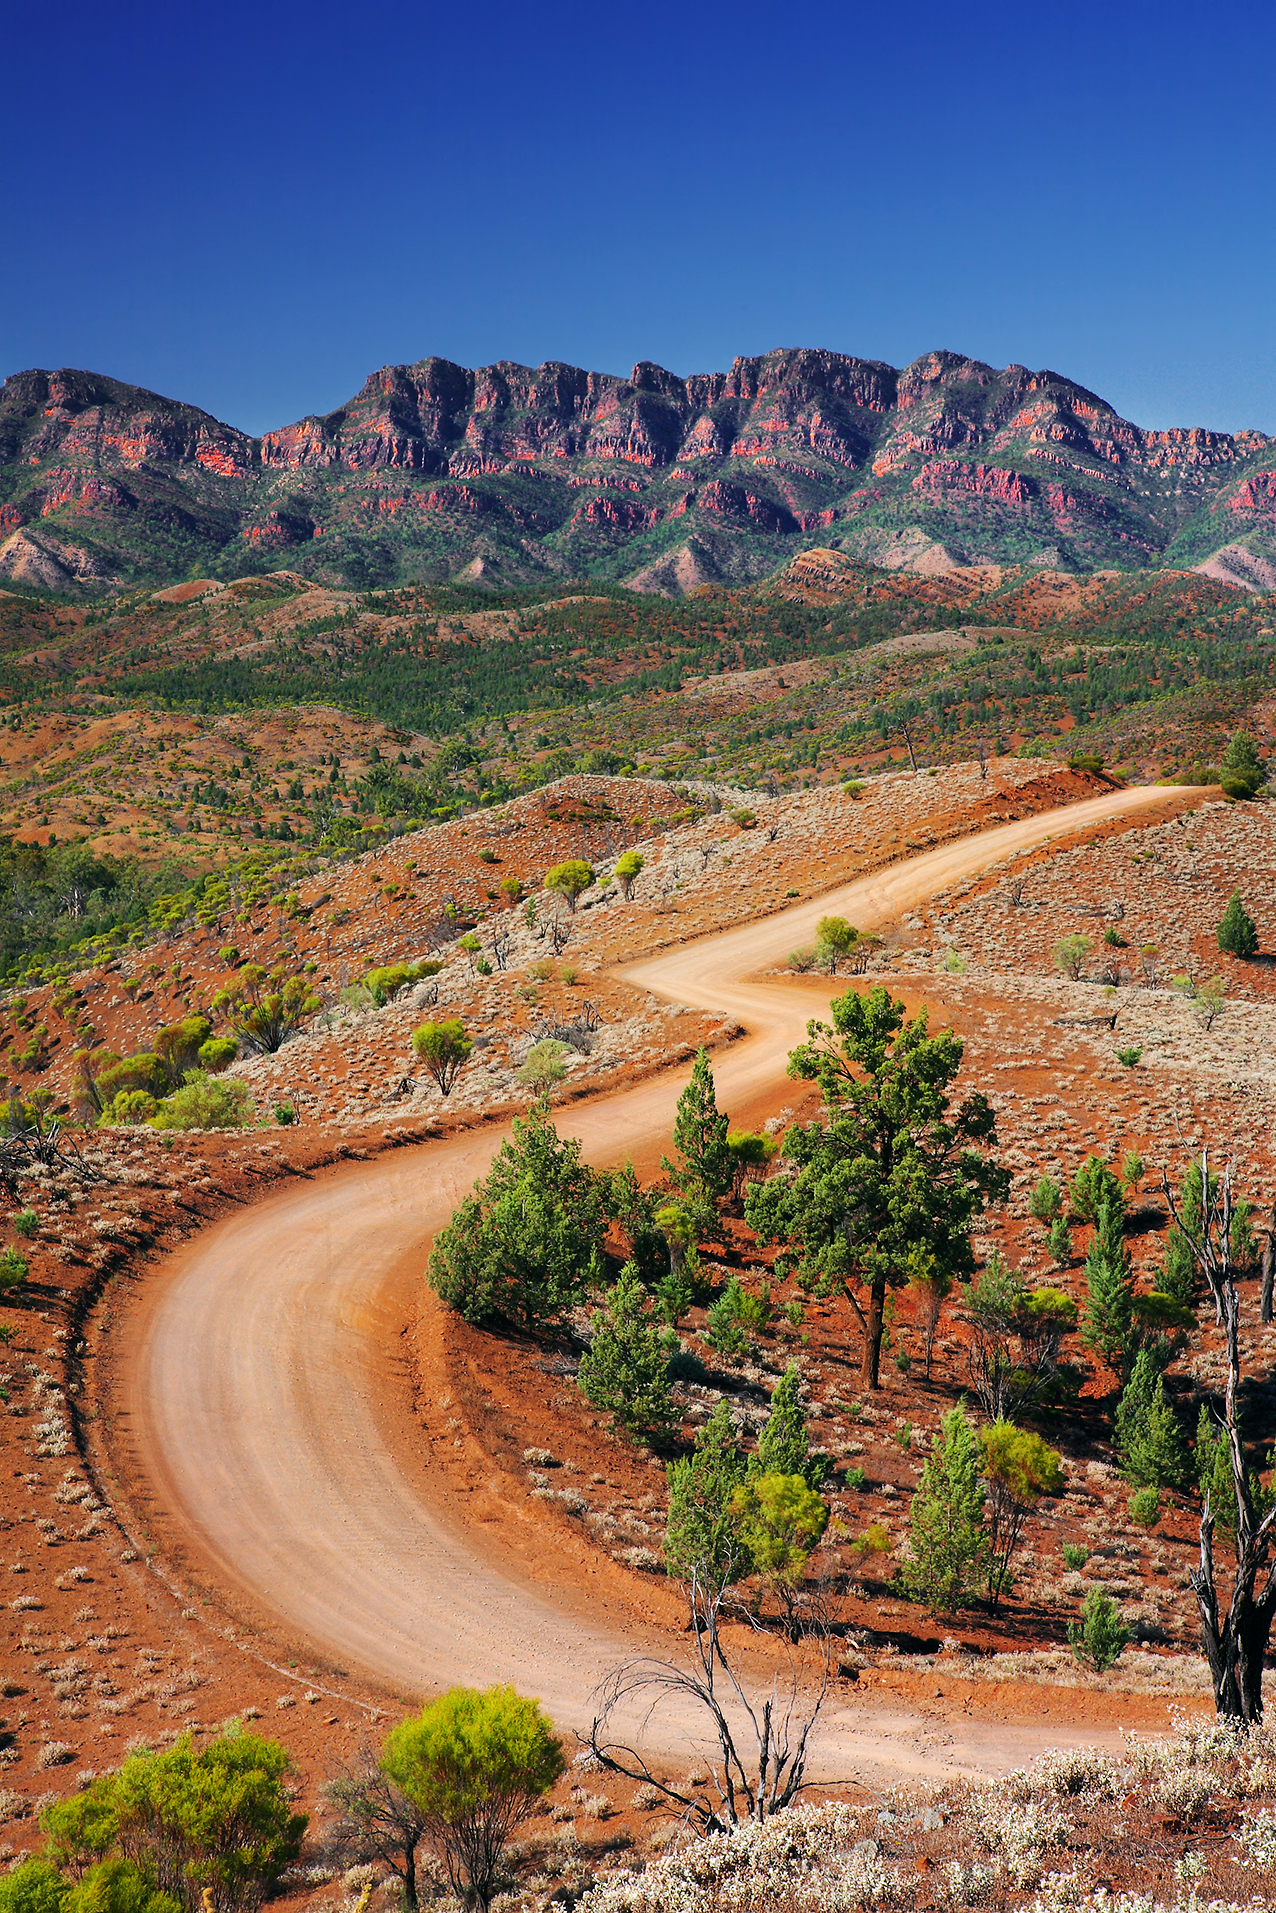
[117,784,1178,1781]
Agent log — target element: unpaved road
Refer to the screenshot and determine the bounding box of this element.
[116,785,1181,1783]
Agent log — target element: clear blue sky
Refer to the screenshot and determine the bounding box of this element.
[4,0,1274,437]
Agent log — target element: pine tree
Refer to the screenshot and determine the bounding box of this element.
[754,1363,828,1489]
[1081,1195,1134,1380]
[664,1402,749,1585]
[578,1263,677,1443]
[1115,1348,1189,1490]
[903,1403,987,1613]
[662,1049,734,1201]
[1217,892,1259,958]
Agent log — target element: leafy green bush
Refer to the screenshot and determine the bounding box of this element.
[844,1465,866,1491]
[273,1103,296,1126]
[614,850,644,899]
[731,1474,828,1612]
[197,1037,239,1075]
[1062,1542,1089,1570]
[1116,1046,1142,1067]
[1068,1588,1129,1672]
[0,1246,28,1294]
[364,959,442,1006]
[543,860,594,911]
[13,1208,39,1238]
[99,1090,159,1127]
[381,1686,563,1913]
[39,1727,305,1913]
[212,965,321,1055]
[151,1072,254,1131]
[1053,933,1092,980]
[412,1019,472,1097]
[517,1039,569,1097]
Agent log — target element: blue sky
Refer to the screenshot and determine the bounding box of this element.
[4,0,1274,436]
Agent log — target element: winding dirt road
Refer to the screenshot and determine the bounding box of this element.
[115,785,1182,1782]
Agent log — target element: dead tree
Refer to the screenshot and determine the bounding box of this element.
[325,1754,428,1910]
[1163,1152,1276,1720]
[587,1563,831,1832]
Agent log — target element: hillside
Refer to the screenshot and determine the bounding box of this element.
[3,350,1276,594]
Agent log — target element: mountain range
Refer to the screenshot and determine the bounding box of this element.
[2,348,1275,596]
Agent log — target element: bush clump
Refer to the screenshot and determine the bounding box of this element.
[151,1072,254,1131]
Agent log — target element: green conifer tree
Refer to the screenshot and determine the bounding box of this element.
[662,1048,734,1201]
[577,1263,677,1443]
[1115,1347,1189,1490]
[1081,1195,1134,1380]
[754,1362,828,1489]
[1217,892,1259,958]
[664,1401,748,1585]
[903,1403,987,1613]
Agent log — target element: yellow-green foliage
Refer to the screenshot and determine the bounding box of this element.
[380,1686,563,1911]
[150,1072,254,1131]
[731,1473,828,1586]
[363,959,442,1007]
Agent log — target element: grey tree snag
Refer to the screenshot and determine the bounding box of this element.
[1260,1202,1275,1325]
[1163,1153,1276,1720]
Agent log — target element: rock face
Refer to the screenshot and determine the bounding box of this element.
[2,348,1274,594]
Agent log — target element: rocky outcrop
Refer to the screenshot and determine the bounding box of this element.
[4,348,1275,593]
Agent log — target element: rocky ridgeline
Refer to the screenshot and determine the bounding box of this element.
[4,348,1275,591]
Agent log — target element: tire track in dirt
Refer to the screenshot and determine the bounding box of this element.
[113,784,1181,1781]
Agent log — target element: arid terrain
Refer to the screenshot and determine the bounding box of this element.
[3,745,1276,1911]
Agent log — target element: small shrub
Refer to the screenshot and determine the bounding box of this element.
[544,860,595,911]
[1054,932,1092,980]
[0,1247,28,1295]
[197,1037,239,1075]
[518,1039,569,1096]
[1067,1587,1129,1672]
[1115,1046,1142,1067]
[1129,1485,1161,1528]
[943,947,966,974]
[273,1102,297,1126]
[477,848,497,863]
[729,808,756,829]
[559,964,577,986]
[844,1465,866,1490]
[851,1522,892,1560]
[217,945,241,965]
[614,851,644,899]
[1061,1542,1089,1570]
[412,1019,473,1097]
[152,1072,254,1131]
[787,947,816,973]
[12,1210,38,1238]
[1217,892,1259,957]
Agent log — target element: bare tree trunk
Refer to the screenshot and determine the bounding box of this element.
[1165,1153,1276,1719]
[1261,1206,1275,1323]
[898,721,918,772]
[859,1274,886,1390]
